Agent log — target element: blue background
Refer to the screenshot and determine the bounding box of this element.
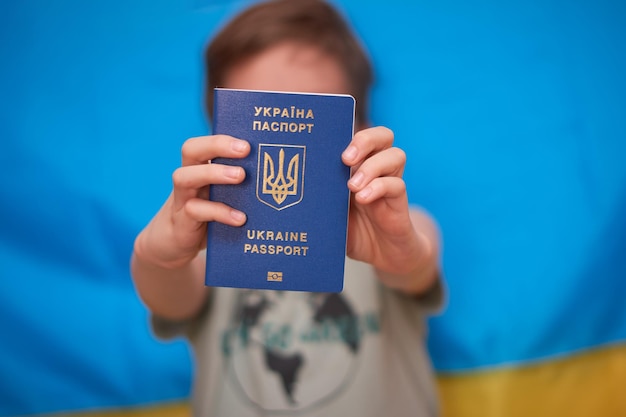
[1,0,625,414]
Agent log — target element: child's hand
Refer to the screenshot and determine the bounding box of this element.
[342,126,439,293]
[135,134,250,269]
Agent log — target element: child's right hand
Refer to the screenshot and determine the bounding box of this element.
[134,134,251,270]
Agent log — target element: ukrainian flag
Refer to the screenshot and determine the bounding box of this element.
[376,1,626,415]
[1,0,624,416]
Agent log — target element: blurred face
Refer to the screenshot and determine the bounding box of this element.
[223,41,350,97]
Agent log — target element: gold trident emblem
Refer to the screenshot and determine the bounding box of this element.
[262,148,299,205]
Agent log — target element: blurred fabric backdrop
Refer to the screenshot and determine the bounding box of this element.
[1,0,625,416]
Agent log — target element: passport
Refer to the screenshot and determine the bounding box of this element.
[205,88,355,292]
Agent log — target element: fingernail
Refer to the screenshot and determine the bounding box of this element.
[349,172,364,188]
[225,166,242,179]
[230,210,246,223]
[358,186,372,200]
[343,145,358,162]
[232,140,247,152]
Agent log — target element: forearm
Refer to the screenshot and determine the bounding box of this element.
[375,232,439,295]
[131,232,209,321]
[375,208,441,295]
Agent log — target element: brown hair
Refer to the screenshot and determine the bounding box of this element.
[204,0,373,124]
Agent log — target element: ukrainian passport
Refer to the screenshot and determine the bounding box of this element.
[205,88,355,292]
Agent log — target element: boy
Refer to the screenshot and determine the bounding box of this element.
[132,0,443,415]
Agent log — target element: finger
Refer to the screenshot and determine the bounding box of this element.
[353,176,407,206]
[181,135,250,166]
[172,163,245,210]
[184,198,247,226]
[342,126,394,167]
[173,163,245,190]
[347,147,406,193]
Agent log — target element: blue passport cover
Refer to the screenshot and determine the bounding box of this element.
[205,88,355,292]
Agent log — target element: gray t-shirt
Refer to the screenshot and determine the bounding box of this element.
[153,258,443,417]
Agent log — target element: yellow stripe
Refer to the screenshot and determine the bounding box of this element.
[437,343,626,417]
[35,344,626,417]
[49,402,190,417]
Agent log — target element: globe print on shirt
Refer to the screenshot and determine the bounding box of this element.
[219,290,381,412]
